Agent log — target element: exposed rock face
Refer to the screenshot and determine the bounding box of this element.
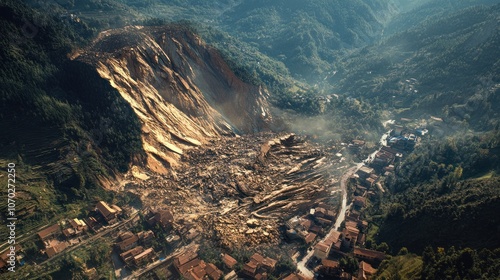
[76,26,271,173]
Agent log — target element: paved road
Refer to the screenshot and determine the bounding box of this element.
[296,164,361,278]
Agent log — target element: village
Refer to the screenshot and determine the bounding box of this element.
[0,120,431,279]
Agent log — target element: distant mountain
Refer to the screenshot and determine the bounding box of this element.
[332,3,500,130]
[217,0,397,80]
[387,0,500,35]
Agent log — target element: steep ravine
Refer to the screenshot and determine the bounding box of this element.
[76,25,272,174]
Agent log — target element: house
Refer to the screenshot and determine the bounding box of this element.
[319,259,341,277]
[118,231,135,241]
[69,218,87,232]
[314,243,331,260]
[133,248,154,266]
[357,166,374,179]
[365,177,376,188]
[242,259,259,278]
[45,242,68,258]
[314,207,327,218]
[304,232,317,245]
[120,246,144,265]
[250,253,265,264]
[316,217,333,226]
[352,140,366,147]
[309,225,322,235]
[138,230,155,245]
[205,263,223,280]
[96,201,121,223]
[347,209,361,220]
[384,165,395,173]
[224,270,238,280]
[357,261,377,280]
[372,146,399,168]
[262,257,277,272]
[342,226,360,249]
[357,233,366,246]
[84,217,100,232]
[38,224,61,242]
[299,219,313,231]
[221,253,237,270]
[254,272,268,280]
[353,248,386,265]
[116,235,139,252]
[62,227,76,239]
[324,231,342,251]
[147,208,174,230]
[174,251,199,273]
[286,216,301,229]
[353,196,366,208]
[243,253,276,278]
[181,259,207,280]
[359,220,369,231]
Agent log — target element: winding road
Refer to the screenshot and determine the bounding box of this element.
[296,130,391,278]
[296,164,362,278]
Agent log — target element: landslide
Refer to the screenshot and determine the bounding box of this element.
[76,25,272,174]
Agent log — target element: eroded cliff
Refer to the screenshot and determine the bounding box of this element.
[76,25,271,174]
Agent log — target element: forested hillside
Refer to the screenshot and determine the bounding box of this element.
[367,130,500,277]
[387,0,500,35]
[332,3,500,130]
[0,0,143,237]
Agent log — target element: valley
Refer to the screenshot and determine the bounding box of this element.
[0,0,499,279]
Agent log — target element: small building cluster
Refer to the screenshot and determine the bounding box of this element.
[173,250,226,280]
[285,203,337,245]
[242,253,277,280]
[307,172,386,279]
[115,230,156,267]
[34,201,127,259]
[95,201,123,224]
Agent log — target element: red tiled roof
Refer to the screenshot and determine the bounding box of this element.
[304,232,317,244]
[120,246,144,262]
[175,251,198,269]
[38,224,60,240]
[206,263,223,280]
[117,235,138,251]
[360,261,376,274]
[179,258,202,275]
[262,257,277,269]
[315,243,330,253]
[250,253,264,264]
[243,260,258,275]
[354,248,386,261]
[222,253,238,268]
[322,259,339,268]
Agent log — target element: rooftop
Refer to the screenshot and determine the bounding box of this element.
[38,224,60,240]
[96,201,116,218]
[222,253,238,268]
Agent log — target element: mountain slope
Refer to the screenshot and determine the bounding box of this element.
[0,1,273,240]
[76,25,272,174]
[333,3,500,130]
